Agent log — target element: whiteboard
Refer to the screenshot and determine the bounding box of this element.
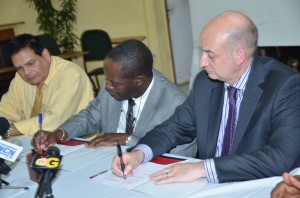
[189,0,300,47]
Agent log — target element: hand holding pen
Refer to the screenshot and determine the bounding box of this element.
[116,141,126,180]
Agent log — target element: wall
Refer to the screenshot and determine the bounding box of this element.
[189,0,300,47]
[188,0,300,88]
[0,0,175,82]
[167,0,193,85]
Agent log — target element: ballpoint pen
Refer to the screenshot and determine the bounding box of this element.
[116,141,126,180]
[88,170,108,179]
[38,113,42,145]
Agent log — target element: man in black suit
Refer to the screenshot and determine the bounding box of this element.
[111,11,300,184]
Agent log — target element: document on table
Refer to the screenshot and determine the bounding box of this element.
[61,146,116,172]
[91,162,165,190]
[55,143,85,156]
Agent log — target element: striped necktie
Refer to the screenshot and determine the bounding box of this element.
[125,99,136,134]
[30,83,44,118]
[221,86,238,156]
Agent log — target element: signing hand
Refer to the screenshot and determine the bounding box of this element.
[32,130,62,150]
[150,162,206,184]
[85,133,130,148]
[111,149,145,178]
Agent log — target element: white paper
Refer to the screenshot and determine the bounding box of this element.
[92,162,166,189]
[60,146,116,172]
[17,136,35,162]
[55,143,85,156]
[135,178,208,198]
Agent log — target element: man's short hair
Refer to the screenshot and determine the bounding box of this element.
[8,34,45,57]
[106,39,153,79]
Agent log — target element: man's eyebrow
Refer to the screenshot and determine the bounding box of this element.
[108,79,121,85]
[201,49,214,53]
[24,59,34,65]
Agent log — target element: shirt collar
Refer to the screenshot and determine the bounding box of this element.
[132,75,154,106]
[224,64,252,91]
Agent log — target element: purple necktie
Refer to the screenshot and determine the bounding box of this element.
[125,99,136,134]
[221,86,238,156]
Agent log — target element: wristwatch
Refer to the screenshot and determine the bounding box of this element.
[59,129,67,141]
[5,127,12,138]
[125,135,131,145]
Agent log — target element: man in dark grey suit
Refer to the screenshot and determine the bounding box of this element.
[112,11,300,183]
[33,39,197,157]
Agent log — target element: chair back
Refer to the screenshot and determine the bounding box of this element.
[0,40,13,67]
[37,34,61,56]
[0,40,15,99]
[80,29,112,72]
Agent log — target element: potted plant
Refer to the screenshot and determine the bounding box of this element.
[25,0,78,52]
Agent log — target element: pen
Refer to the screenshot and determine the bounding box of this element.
[88,170,108,179]
[116,141,126,180]
[38,113,42,145]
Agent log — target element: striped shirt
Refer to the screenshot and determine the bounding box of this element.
[205,64,252,183]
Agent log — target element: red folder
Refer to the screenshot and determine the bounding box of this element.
[57,139,87,146]
[150,156,185,165]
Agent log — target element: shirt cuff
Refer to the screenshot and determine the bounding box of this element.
[290,167,300,176]
[204,158,219,183]
[133,144,153,164]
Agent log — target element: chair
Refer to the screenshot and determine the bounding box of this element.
[0,40,13,67]
[80,30,112,92]
[0,40,15,98]
[36,34,61,56]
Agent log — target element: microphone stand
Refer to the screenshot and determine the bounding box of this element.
[0,159,29,190]
[45,172,54,198]
[35,170,54,198]
[35,170,46,198]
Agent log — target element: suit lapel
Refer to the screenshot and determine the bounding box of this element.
[135,71,159,132]
[135,98,157,133]
[106,99,122,131]
[232,57,264,152]
[206,83,224,157]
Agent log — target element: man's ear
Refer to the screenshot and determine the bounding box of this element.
[233,48,246,65]
[42,48,51,62]
[135,75,143,86]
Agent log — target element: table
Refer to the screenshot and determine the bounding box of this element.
[1,136,283,198]
[111,35,146,45]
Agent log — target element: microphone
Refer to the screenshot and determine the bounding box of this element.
[0,117,23,164]
[0,117,9,138]
[0,139,23,163]
[31,146,62,198]
[0,131,25,189]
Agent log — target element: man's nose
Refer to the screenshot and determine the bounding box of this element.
[200,53,208,68]
[23,67,31,76]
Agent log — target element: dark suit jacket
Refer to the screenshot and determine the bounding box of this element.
[138,56,300,182]
[59,69,197,157]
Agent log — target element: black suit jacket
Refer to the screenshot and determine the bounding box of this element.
[138,56,300,182]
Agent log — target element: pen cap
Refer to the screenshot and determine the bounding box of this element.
[38,114,42,125]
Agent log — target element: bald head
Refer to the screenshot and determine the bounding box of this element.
[199,11,258,85]
[201,11,258,58]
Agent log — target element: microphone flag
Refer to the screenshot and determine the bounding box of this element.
[0,139,23,162]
